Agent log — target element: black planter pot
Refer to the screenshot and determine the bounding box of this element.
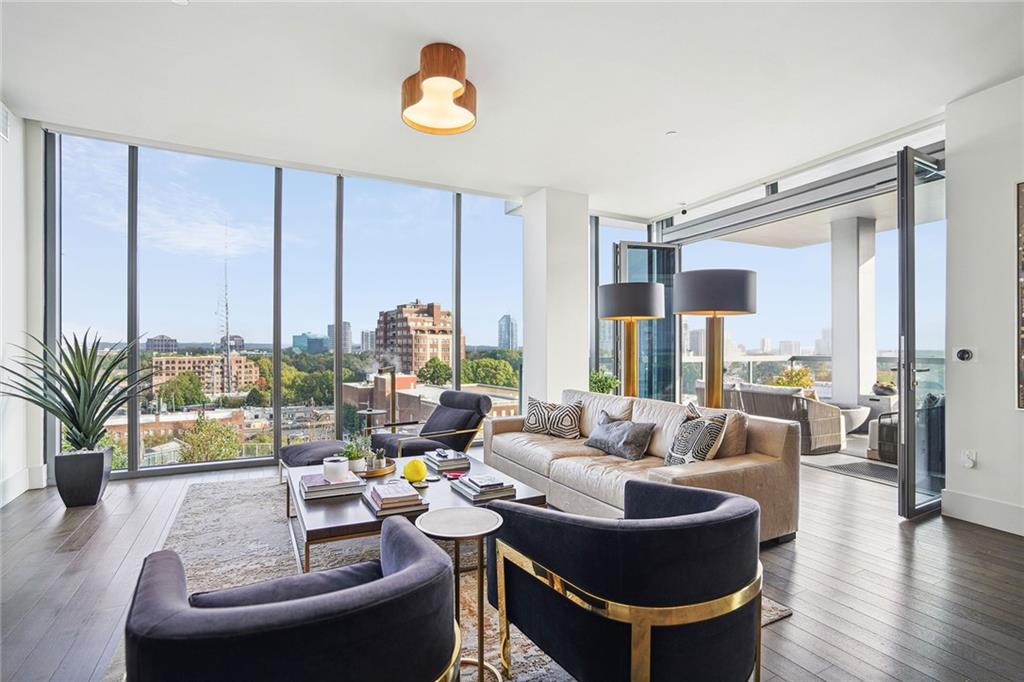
[54,447,113,507]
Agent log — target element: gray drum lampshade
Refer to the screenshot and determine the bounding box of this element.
[672,269,757,315]
[598,282,666,320]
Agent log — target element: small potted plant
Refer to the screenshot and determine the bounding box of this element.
[343,434,373,473]
[0,332,151,507]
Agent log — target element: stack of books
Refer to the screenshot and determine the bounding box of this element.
[299,472,366,500]
[451,473,515,503]
[425,448,471,473]
[363,480,429,517]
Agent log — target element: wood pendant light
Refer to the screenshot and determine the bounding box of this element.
[401,43,477,135]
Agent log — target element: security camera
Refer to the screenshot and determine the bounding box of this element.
[680,208,688,216]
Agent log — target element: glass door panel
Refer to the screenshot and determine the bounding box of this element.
[616,242,680,402]
[897,147,946,517]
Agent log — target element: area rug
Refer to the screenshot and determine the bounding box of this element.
[104,477,790,680]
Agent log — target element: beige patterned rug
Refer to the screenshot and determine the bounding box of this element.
[105,477,790,680]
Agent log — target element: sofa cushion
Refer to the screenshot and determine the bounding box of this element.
[631,398,693,459]
[584,410,656,461]
[489,432,605,477]
[524,397,583,439]
[561,389,633,438]
[549,455,666,509]
[647,453,778,489]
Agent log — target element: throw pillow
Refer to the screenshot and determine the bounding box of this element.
[584,410,657,461]
[666,413,728,465]
[683,402,702,420]
[524,397,583,439]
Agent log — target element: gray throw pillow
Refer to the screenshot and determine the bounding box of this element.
[584,410,656,461]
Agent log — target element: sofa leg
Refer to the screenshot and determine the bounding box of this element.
[775,532,796,545]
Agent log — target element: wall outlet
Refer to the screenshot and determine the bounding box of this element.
[960,449,978,469]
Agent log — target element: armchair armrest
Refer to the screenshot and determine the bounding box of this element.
[190,561,383,608]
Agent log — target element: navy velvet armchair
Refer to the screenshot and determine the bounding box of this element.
[486,480,762,682]
[371,389,492,458]
[126,516,458,682]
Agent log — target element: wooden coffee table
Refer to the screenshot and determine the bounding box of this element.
[285,456,545,572]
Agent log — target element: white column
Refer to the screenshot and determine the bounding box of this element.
[830,217,876,406]
[521,188,590,401]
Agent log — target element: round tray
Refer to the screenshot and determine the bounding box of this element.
[358,458,397,478]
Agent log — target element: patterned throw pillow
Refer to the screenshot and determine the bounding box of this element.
[683,402,702,420]
[524,398,583,439]
[666,413,728,465]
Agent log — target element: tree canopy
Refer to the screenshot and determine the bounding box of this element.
[158,372,207,409]
[417,357,452,385]
[462,358,517,387]
[179,413,242,463]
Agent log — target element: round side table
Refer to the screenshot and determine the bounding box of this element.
[416,507,503,681]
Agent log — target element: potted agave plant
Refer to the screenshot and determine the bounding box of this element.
[0,332,151,507]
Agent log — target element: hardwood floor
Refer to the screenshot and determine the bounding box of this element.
[2,464,1022,681]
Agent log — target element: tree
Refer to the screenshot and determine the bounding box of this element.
[158,372,207,409]
[417,357,452,385]
[293,370,334,406]
[342,403,361,435]
[769,366,814,389]
[589,369,620,394]
[179,413,241,463]
[245,387,270,406]
[462,358,517,387]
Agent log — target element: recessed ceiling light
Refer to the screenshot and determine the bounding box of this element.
[665,130,678,136]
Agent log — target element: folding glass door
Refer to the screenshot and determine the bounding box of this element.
[897,146,947,517]
[615,242,681,402]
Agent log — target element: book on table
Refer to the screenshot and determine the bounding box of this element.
[362,480,429,517]
[425,448,470,472]
[300,472,366,500]
[451,475,515,503]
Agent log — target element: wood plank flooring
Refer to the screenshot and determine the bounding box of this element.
[2,463,1022,681]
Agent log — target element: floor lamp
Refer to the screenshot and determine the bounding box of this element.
[672,270,757,408]
[598,282,665,397]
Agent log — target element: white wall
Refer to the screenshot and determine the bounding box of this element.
[1,110,37,505]
[522,188,590,401]
[943,76,1024,536]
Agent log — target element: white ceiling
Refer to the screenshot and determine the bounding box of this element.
[2,2,1021,218]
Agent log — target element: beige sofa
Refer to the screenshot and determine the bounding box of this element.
[483,389,801,542]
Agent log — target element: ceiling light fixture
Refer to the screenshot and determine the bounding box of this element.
[402,43,476,135]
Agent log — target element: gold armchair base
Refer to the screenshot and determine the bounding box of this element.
[435,620,462,682]
[496,540,763,682]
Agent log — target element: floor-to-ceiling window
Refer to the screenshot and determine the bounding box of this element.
[59,135,129,469]
[461,194,523,416]
[594,219,647,383]
[340,178,454,435]
[281,169,337,445]
[137,149,274,466]
[51,133,522,474]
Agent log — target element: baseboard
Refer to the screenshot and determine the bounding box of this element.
[1,468,30,507]
[942,489,1024,536]
[28,463,47,489]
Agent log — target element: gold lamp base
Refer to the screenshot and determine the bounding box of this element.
[623,319,639,398]
[704,315,724,409]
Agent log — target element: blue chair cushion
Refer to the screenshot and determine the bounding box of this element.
[421,406,478,449]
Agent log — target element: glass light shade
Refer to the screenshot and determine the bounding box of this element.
[402,77,476,135]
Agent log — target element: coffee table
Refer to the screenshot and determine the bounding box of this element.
[285,455,544,572]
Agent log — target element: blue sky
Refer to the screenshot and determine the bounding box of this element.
[61,133,943,355]
[61,135,522,348]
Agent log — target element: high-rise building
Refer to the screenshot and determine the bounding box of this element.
[497,314,518,350]
[375,300,465,375]
[146,335,177,353]
[760,337,772,354]
[341,321,352,354]
[779,340,801,357]
[219,334,244,352]
[152,353,259,394]
[688,329,706,357]
[361,330,376,353]
[814,327,833,356]
[327,324,335,349]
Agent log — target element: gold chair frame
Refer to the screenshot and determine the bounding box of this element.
[496,539,763,682]
[434,620,462,682]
